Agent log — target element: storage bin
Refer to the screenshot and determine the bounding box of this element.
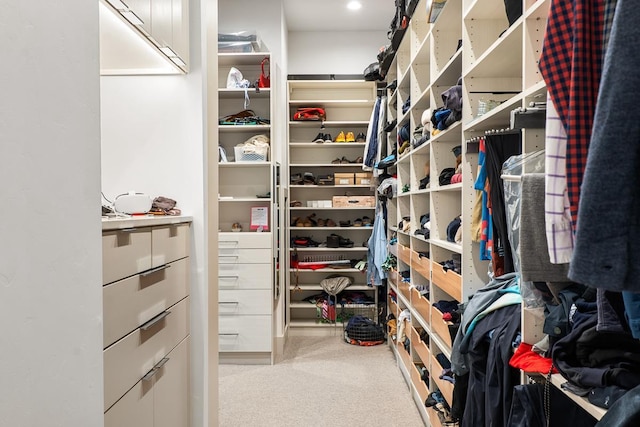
[234,146,268,162]
[355,172,373,185]
[334,172,355,185]
[332,195,376,207]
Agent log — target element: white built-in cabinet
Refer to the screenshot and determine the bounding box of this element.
[286,80,379,332]
[102,216,191,427]
[217,51,276,364]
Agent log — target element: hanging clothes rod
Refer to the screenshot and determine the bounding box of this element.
[501,174,522,182]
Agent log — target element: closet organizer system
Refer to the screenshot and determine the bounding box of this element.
[379,0,614,425]
[286,80,379,332]
[217,51,280,364]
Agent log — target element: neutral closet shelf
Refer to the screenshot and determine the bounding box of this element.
[218,52,270,66]
[289,268,362,273]
[463,93,523,132]
[290,284,372,291]
[290,226,373,231]
[526,0,551,19]
[290,207,375,211]
[289,142,366,147]
[289,185,371,189]
[218,124,271,132]
[218,197,270,202]
[218,88,271,99]
[289,163,364,168]
[431,121,462,144]
[220,162,270,167]
[465,20,523,78]
[550,374,606,421]
[429,239,462,253]
[523,80,547,100]
[289,247,367,252]
[288,120,370,127]
[433,48,463,88]
[290,302,375,309]
[288,100,373,108]
[431,183,463,192]
[464,0,507,20]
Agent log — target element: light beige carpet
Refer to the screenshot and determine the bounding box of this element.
[219,335,424,426]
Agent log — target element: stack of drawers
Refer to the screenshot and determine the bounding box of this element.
[102,219,191,427]
[218,232,273,359]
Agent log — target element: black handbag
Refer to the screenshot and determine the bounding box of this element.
[439,167,456,186]
[364,62,382,81]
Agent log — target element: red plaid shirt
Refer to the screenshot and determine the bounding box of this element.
[539,0,605,231]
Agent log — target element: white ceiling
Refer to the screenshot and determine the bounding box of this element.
[283,0,395,32]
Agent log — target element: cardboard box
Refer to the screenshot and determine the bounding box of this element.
[332,195,376,207]
[355,172,373,185]
[334,172,355,186]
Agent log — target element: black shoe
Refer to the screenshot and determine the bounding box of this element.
[355,132,366,142]
[313,132,325,143]
[324,133,333,143]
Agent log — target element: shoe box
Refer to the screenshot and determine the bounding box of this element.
[332,195,376,207]
[334,172,372,186]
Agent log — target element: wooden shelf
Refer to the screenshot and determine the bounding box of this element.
[550,374,607,421]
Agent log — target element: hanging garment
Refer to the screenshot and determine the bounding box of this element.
[538,0,605,231]
[474,137,492,261]
[544,93,574,264]
[520,173,570,281]
[366,204,388,286]
[484,132,522,274]
[568,0,640,292]
[596,384,640,427]
[363,96,382,171]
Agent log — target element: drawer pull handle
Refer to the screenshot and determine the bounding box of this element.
[120,228,137,233]
[154,357,170,370]
[219,301,239,305]
[219,333,239,336]
[142,368,157,382]
[219,275,239,279]
[140,310,171,331]
[219,240,239,244]
[219,255,239,258]
[140,264,171,277]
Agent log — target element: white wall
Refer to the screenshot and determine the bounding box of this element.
[288,31,387,75]
[100,2,209,426]
[0,2,103,426]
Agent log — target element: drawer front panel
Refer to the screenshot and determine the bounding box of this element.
[154,336,190,427]
[218,263,271,290]
[218,248,271,264]
[104,376,154,427]
[102,229,151,285]
[103,258,189,348]
[218,232,271,249]
[104,297,190,411]
[219,315,272,352]
[151,223,190,267]
[218,290,271,315]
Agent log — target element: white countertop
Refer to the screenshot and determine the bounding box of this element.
[101,215,193,231]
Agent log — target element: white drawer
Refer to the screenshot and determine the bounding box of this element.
[104,374,153,426]
[103,297,189,411]
[218,248,271,264]
[219,315,272,352]
[218,263,271,290]
[151,224,190,267]
[102,228,152,285]
[219,290,271,315]
[103,258,189,348]
[219,232,271,249]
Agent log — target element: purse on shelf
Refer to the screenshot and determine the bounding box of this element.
[292,107,326,121]
[258,57,270,88]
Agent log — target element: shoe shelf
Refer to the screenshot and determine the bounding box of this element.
[287,79,377,334]
[430,182,463,192]
[289,302,375,309]
[218,197,270,202]
[219,162,270,167]
[218,51,270,66]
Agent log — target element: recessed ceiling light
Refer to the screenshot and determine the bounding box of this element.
[347,1,362,11]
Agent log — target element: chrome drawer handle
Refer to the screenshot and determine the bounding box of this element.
[219,333,239,336]
[219,255,239,258]
[140,310,171,331]
[140,264,171,277]
[120,228,137,232]
[142,368,157,381]
[219,240,239,244]
[219,301,239,305]
[154,357,170,370]
[219,275,239,279]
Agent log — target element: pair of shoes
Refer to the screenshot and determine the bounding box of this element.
[290,200,302,207]
[335,131,356,143]
[317,175,334,185]
[313,133,333,143]
[331,156,351,164]
[329,234,354,248]
[362,216,372,226]
[303,172,317,185]
[315,218,337,227]
[355,132,366,142]
[231,222,242,232]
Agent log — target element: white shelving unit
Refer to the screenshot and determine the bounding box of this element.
[216,50,278,364]
[286,79,379,335]
[381,0,576,424]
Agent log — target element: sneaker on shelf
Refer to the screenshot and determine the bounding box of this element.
[324,133,333,143]
[345,131,355,142]
[313,132,325,143]
[335,131,346,143]
[355,132,366,142]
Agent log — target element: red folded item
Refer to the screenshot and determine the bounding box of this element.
[509,342,558,375]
